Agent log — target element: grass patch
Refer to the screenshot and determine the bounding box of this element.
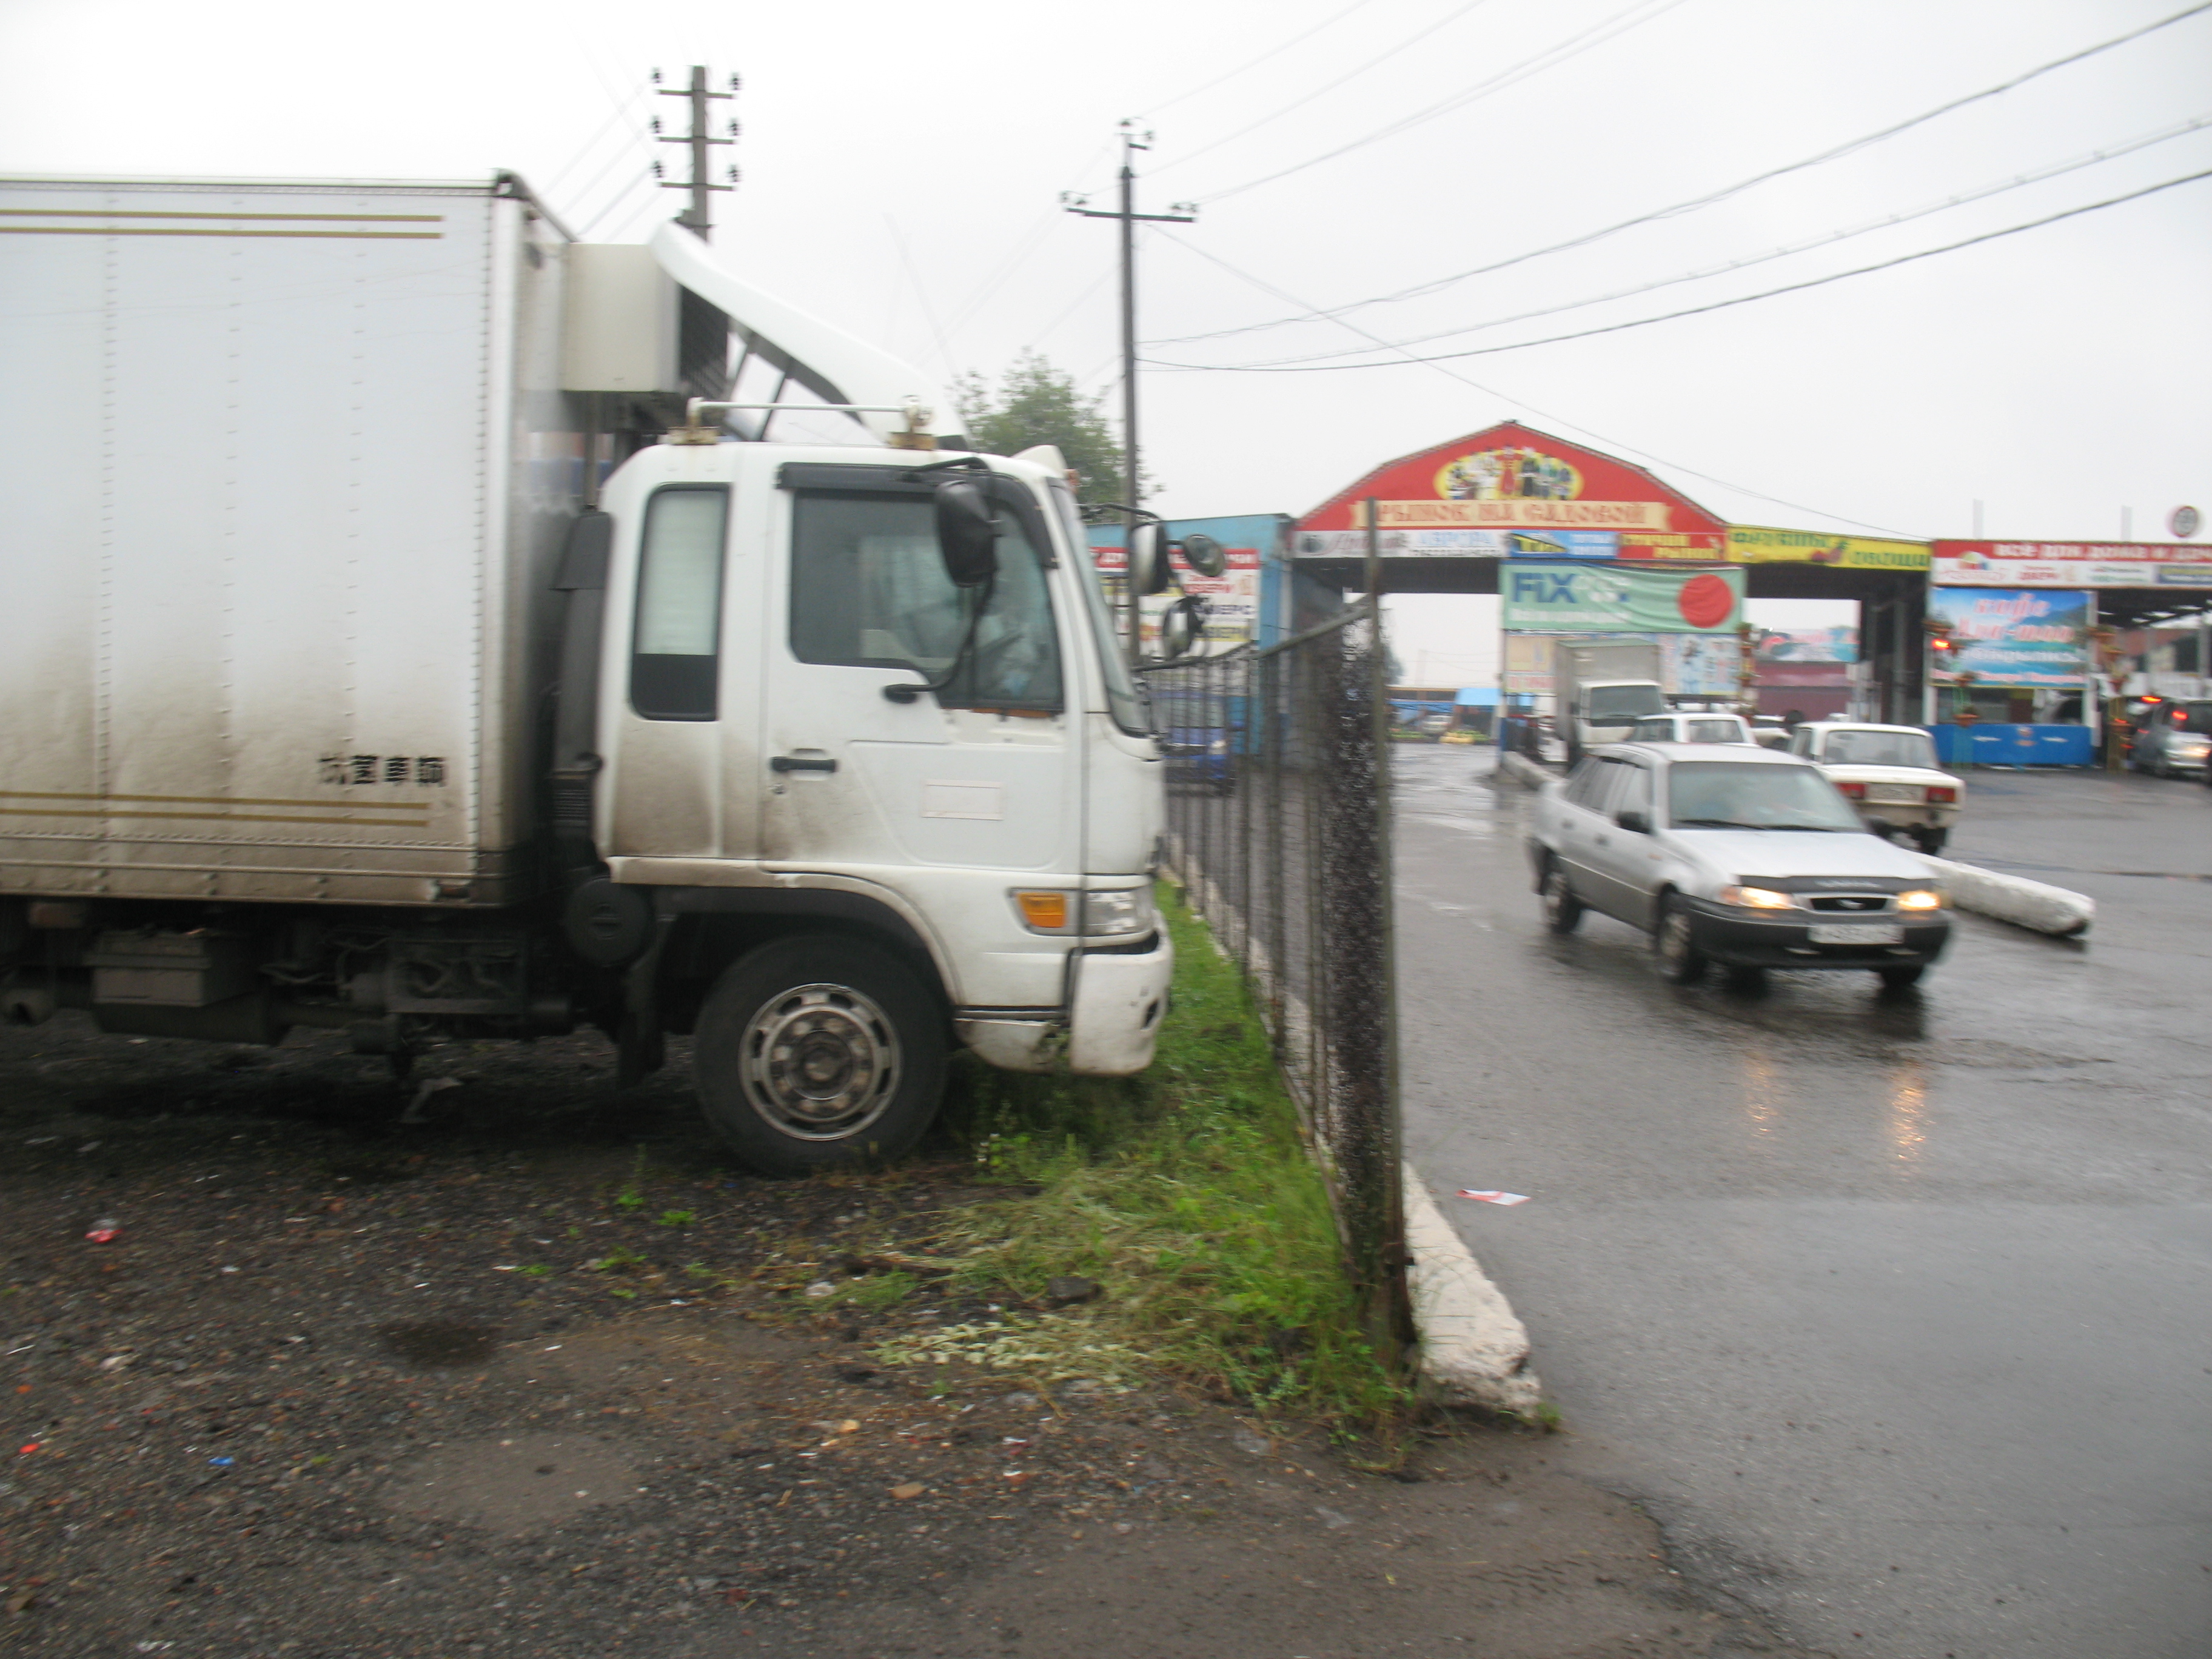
[930,881,1406,1430]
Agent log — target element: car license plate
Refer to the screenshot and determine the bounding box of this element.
[1866,785,1922,803]
[1809,922,1903,945]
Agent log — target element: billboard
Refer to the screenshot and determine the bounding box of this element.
[1297,421,1728,558]
[1756,626,1858,664]
[1926,588,2091,688]
[1728,526,1930,570]
[1932,540,2212,589]
[1501,562,1745,634]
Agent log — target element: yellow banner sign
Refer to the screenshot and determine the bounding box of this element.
[1375,498,1671,531]
[1726,526,1929,569]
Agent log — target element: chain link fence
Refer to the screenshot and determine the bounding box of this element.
[1139,597,1410,1349]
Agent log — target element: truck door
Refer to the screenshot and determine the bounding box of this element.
[603,477,762,862]
[759,465,1072,876]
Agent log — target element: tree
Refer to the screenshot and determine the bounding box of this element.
[953,351,1129,506]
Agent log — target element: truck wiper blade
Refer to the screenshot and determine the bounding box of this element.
[1673,818,1764,828]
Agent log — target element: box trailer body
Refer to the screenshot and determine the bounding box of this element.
[0,175,1171,1174]
[1,175,581,907]
[1557,637,1665,762]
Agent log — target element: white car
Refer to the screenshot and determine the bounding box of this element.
[1626,712,1756,745]
[1788,722,1962,854]
[1525,744,1951,990]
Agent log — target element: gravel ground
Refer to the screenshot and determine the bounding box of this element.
[2,1016,1818,1658]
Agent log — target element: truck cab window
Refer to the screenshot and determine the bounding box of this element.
[790,492,1062,711]
[630,485,729,721]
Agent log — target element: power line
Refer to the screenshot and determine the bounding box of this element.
[1173,0,2212,331]
[1148,167,2212,373]
[1185,114,2212,366]
[1200,0,1693,203]
[576,169,660,238]
[1140,0,1381,116]
[1140,230,1956,536]
[1155,0,1498,173]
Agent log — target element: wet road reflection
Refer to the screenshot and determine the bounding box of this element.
[1391,746,2212,1659]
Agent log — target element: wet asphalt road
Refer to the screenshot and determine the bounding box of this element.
[1393,747,2212,1659]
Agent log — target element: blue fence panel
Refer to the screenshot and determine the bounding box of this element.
[1928,723,2095,767]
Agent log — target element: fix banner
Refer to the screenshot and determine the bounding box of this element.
[1501,562,1744,634]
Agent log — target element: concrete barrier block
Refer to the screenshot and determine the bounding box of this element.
[1927,856,2094,937]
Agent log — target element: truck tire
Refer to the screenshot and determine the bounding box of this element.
[1540,862,1583,934]
[692,936,946,1177]
[1911,826,1948,855]
[1654,894,1707,985]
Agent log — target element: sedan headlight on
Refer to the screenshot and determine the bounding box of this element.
[1896,889,1946,911]
[1715,885,1795,910]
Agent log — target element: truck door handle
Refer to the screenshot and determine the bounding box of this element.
[769,756,837,774]
[1594,834,1609,846]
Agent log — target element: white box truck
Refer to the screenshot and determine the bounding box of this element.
[0,173,1173,1173]
[1557,637,1665,763]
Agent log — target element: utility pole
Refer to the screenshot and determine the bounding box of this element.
[1065,122,1195,661]
[653,65,738,240]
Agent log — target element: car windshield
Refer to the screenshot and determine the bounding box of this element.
[1822,729,1937,768]
[1667,762,1864,832]
[1587,683,1665,721]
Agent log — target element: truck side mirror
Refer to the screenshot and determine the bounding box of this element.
[933,478,999,588]
[1615,808,1651,835]
[1159,594,1204,659]
[1129,523,1172,595]
[1176,532,1227,579]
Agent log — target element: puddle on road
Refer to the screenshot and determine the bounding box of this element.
[1393,751,1516,840]
[380,1319,501,1368]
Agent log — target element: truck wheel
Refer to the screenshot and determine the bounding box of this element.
[1877,965,1925,990]
[1540,863,1583,934]
[1912,826,1948,855]
[692,937,945,1177]
[1654,896,1707,985]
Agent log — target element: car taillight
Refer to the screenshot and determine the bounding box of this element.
[1835,780,1867,798]
[1926,786,1957,803]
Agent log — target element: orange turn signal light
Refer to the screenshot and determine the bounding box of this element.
[1015,891,1070,931]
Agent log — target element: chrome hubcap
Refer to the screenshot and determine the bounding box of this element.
[740,983,900,1141]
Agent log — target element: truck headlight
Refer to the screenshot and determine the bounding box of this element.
[1895,889,1946,911]
[1715,885,1794,910]
[1081,888,1153,936]
[1010,888,1156,936]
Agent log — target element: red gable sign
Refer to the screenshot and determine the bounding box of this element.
[1295,421,1726,561]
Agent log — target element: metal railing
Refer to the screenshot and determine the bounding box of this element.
[1138,585,1410,1350]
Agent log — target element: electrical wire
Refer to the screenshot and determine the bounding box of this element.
[1139,230,1959,535]
[578,171,662,240]
[1140,0,1381,116]
[1149,168,2212,373]
[540,98,646,200]
[1172,0,2212,333]
[1155,0,1499,173]
[1179,114,2212,365]
[1199,0,1693,202]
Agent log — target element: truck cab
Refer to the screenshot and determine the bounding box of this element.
[558,437,1173,1169]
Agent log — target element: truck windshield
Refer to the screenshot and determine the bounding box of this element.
[1047,481,1149,736]
[1587,684,1664,722]
[1821,729,1937,768]
[1667,762,1863,832]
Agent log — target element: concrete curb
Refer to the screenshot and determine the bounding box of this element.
[1497,752,1557,791]
[1403,1164,1543,1418]
[1926,856,2094,937]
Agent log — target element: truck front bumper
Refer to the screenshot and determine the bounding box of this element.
[952,931,1174,1077]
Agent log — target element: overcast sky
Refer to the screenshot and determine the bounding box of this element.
[6,0,2206,681]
